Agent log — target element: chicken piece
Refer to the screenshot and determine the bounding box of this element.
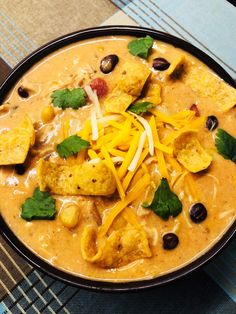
[0,116,35,165]
[37,159,116,196]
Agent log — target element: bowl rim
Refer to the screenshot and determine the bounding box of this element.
[0,25,235,292]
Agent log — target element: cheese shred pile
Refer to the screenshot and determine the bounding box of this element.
[74,108,204,209]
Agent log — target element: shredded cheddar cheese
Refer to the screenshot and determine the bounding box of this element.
[98,173,151,237]
[123,147,149,191]
[91,111,99,141]
[84,85,102,118]
[129,112,154,156]
[128,131,146,172]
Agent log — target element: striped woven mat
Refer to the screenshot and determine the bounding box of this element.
[0,1,236,313]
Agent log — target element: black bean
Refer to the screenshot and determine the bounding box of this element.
[152,57,170,71]
[206,115,218,131]
[190,203,207,223]
[15,164,26,175]
[163,233,179,250]
[100,54,119,74]
[17,86,29,98]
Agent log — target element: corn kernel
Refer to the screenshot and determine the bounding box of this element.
[97,46,104,52]
[60,204,80,228]
[41,105,55,123]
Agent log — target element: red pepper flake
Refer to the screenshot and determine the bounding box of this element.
[90,78,108,98]
[190,104,200,117]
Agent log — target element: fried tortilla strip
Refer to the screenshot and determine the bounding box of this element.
[104,91,135,114]
[173,131,212,173]
[37,159,116,196]
[0,116,35,165]
[81,224,152,268]
[105,60,151,113]
[183,65,236,111]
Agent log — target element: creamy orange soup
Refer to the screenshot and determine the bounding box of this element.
[0,35,236,282]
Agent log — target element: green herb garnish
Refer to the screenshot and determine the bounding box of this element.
[128,101,153,115]
[128,36,154,59]
[215,128,236,163]
[143,178,182,220]
[21,188,56,221]
[57,135,90,158]
[51,88,87,109]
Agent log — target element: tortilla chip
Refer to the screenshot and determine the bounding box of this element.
[142,83,162,105]
[20,115,35,145]
[105,60,151,113]
[37,159,116,196]
[81,224,152,268]
[166,55,185,79]
[104,91,136,114]
[117,61,151,96]
[183,65,236,111]
[173,131,212,173]
[0,116,35,165]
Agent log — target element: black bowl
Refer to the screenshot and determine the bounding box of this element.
[0,26,235,292]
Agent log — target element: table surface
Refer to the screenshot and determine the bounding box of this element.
[0,1,236,313]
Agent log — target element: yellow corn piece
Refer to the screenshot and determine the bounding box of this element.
[101,146,125,199]
[118,131,141,179]
[41,105,55,123]
[60,204,80,228]
[122,147,149,191]
[98,173,151,237]
[149,115,173,155]
[88,149,99,160]
[108,148,126,158]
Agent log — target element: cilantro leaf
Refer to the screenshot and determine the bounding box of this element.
[51,88,87,109]
[21,188,56,221]
[57,135,90,158]
[215,128,236,163]
[128,101,153,115]
[143,178,182,220]
[128,36,154,59]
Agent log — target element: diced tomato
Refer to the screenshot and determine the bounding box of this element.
[90,78,108,98]
[190,104,200,117]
